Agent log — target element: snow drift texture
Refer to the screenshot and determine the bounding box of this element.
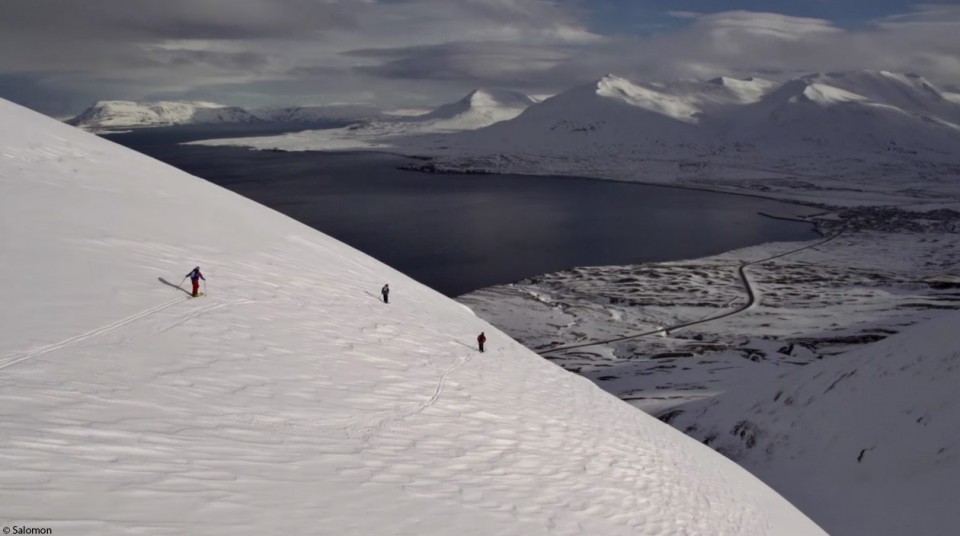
[0,97,824,535]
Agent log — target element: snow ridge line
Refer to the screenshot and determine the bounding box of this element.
[539,232,844,354]
[0,296,189,371]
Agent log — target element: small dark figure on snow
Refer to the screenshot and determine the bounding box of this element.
[186,266,205,297]
[477,332,486,353]
[381,283,390,303]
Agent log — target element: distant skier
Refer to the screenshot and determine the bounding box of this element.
[186,266,205,297]
[477,332,486,353]
[381,283,390,303]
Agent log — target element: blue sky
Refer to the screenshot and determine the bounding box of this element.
[0,0,958,115]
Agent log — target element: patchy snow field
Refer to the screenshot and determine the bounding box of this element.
[461,212,960,412]
[0,98,826,534]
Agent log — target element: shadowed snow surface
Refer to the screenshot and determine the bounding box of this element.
[670,311,960,535]
[0,98,823,535]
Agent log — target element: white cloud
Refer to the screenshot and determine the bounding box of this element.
[605,6,960,85]
[1,2,960,114]
[0,0,599,111]
[691,11,841,42]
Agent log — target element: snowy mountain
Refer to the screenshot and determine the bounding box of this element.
[798,71,960,124]
[193,88,539,151]
[254,104,387,124]
[66,100,261,131]
[440,71,960,154]
[732,71,960,155]
[366,71,953,200]
[0,97,824,534]
[409,88,538,130]
[186,70,960,186]
[487,75,705,142]
[665,311,960,536]
[433,75,775,152]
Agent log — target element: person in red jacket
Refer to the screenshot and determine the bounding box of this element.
[477,332,486,352]
[186,266,205,297]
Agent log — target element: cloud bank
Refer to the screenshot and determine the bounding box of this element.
[1,1,958,114]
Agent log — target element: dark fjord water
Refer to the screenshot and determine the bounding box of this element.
[107,128,819,296]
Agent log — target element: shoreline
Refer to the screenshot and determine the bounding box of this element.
[393,154,835,209]
[153,141,828,299]
[183,138,842,209]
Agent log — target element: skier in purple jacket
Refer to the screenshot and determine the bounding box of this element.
[186,266,205,297]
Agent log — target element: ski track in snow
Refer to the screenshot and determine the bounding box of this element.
[349,347,474,442]
[0,291,262,373]
[0,296,188,371]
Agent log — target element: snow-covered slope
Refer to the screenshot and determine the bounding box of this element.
[410,88,538,130]
[193,88,538,151]
[667,311,960,536]
[477,75,705,145]
[799,70,960,124]
[342,76,712,162]
[0,97,824,534]
[733,72,960,154]
[67,100,261,131]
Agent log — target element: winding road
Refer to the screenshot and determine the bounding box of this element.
[538,232,843,355]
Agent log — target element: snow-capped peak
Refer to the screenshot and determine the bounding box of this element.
[593,75,702,123]
[707,76,779,102]
[462,88,537,109]
[802,83,868,104]
[66,100,260,131]
[803,69,942,95]
[411,87,537,129]
[583,74,779,122]
[792,70,957,120]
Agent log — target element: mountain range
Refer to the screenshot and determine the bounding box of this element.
[180,69,960,200]
[442,70,960,157]
[66,100,261,131]
[65,89,538,133]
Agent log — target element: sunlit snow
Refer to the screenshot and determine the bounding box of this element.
[0,98,825,534]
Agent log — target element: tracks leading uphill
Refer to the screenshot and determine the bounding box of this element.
[0,296,190,371]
